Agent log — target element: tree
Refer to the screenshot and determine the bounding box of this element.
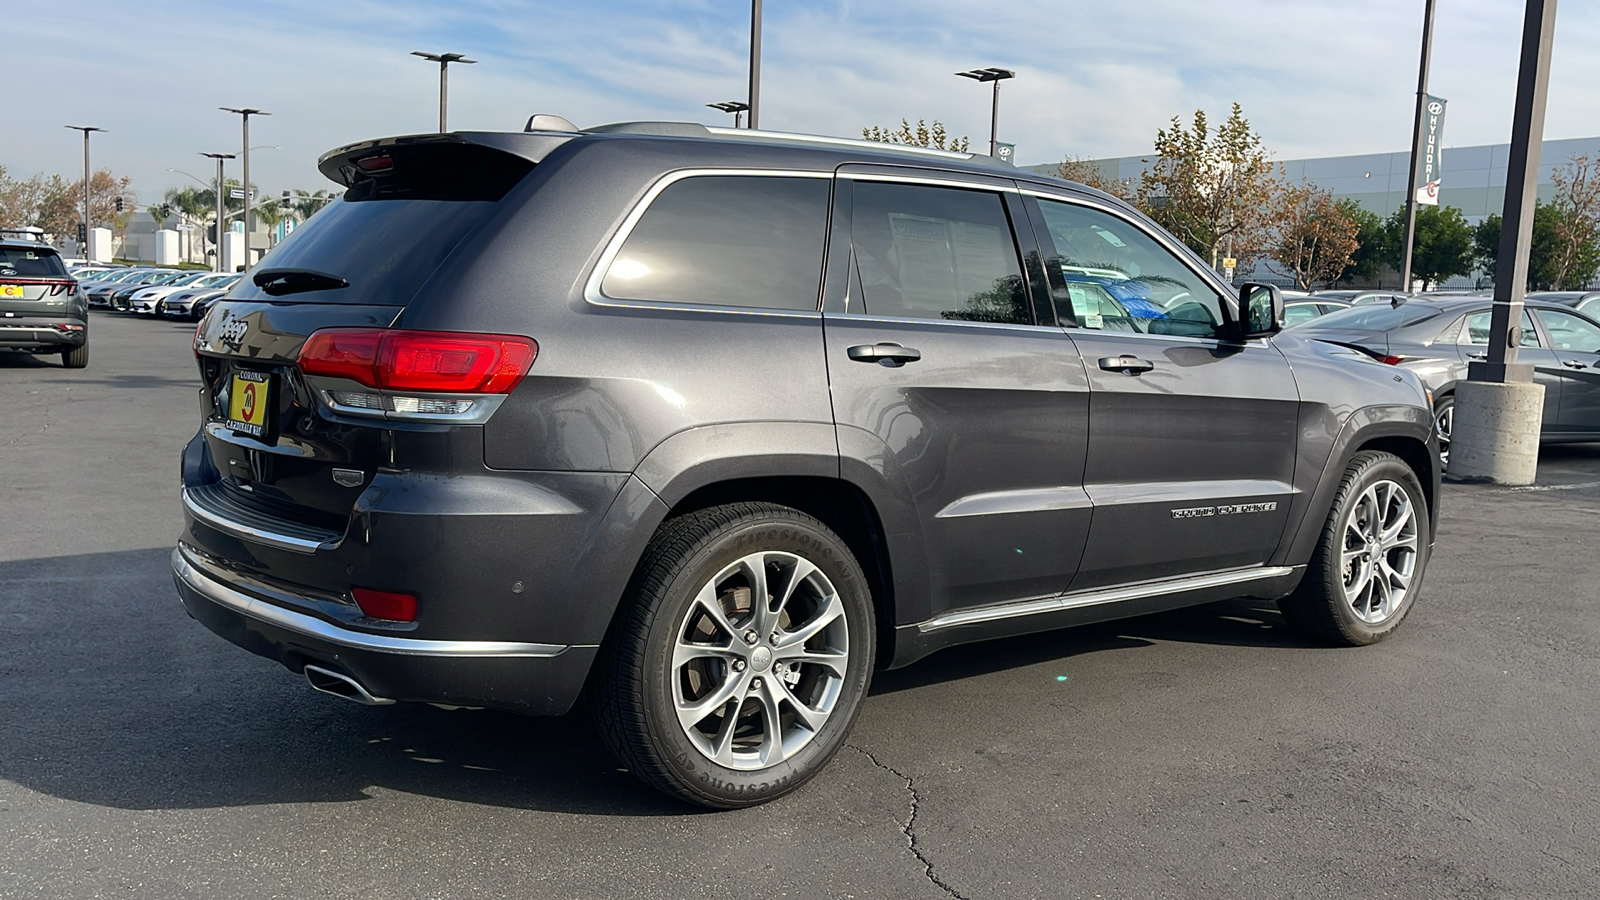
[1548,154,1600,290]
[284,189,337,221]
[32,169,132,237]
[862,119,970,152]
[1271,183,1360,290]
[0,165,46,228]
[1056,155,1133,199]
[1474,202,1600,291]
[1135,103,1284,271]
[1339,199,1390,286]
[1385,204,1473,290]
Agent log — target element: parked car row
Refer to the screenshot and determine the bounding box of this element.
[71,265,238,321]
[1291,295,1600,463]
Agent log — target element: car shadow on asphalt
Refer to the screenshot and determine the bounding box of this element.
[0,548,687,816]
[0,547,1321,816]
[870,595,1318,696]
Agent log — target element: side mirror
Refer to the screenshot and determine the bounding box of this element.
[1236,282,1284,339]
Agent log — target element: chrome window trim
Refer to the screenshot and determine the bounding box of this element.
[917,565,1299,633]
[1019,187,1241,328]
[173,547,574,658]
[823,312,1060,334]
[583,168,834,318]
[838,171,1022,193]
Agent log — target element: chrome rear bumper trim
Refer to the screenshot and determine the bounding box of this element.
[172,547,570,658]
[182,485,338,555]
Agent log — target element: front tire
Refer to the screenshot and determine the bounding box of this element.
[1279,451,1429,646]
[597,503,875,809]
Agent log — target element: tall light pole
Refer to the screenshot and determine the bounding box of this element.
[747,0,761,129]
[1448,0,1561,485]
[63,126,104,260]
[707,101,751,129]
[1399,0,1438,293]
[220,108,268,268]
[956,68,1015,157]
[201,153,235,272]
[411,51,476,132]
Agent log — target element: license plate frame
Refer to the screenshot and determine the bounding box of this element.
[0,284,25,299]
[226,370,273,439]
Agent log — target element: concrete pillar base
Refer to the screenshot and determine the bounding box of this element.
[1446,379,1545,486]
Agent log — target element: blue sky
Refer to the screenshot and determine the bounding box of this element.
[9,0,1600,205]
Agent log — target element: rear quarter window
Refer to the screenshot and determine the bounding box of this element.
[599,174,830,312]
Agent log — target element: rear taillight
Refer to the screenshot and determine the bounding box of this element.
[49,280,75,296]
[351,587,418,622]
[298,328,537,393]
[1379,355,1406,365]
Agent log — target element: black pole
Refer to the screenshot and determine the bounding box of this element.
[990,79,1001,157]
[1472,0,1559,385]
[748,0,761,129]
[1399,0,1437,293]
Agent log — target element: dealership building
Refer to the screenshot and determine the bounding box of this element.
[1026,135,1600,289]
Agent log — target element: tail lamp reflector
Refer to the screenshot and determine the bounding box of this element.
[352,587,418,622]
[298,328,537,394]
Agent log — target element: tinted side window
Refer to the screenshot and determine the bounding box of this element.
[1034,198,1227,338]
[601,175,829,311]
[1461,310,1540,347]
[1535,309,1600,353]
[850,181,1030,325]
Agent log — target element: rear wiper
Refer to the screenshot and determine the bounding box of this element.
[252,267,349,297]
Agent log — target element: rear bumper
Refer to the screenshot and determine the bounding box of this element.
[0,319,87,350]
[172,544,597,714]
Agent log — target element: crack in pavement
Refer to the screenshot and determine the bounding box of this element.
[847,744,970,900]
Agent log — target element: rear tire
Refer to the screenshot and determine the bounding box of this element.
[597,502,875,809]
[1279,450,1429,646]
[61,343,88,369]
[1433,394,1454,466]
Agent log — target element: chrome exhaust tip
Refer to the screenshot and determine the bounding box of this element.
[303,664,395,706]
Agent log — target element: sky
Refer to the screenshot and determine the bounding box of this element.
[8,0,1600,206]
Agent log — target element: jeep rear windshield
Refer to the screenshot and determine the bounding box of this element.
[0,247,69,279]
[228,143,534,306]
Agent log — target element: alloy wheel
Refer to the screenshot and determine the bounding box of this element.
[671,551,849,770]
[1436,401,1453,466]
[1340,479,1419,625]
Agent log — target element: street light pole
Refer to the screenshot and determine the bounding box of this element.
[1447,0,1560,485]
[64,125,104,260]
[220,108,268,269]
[955,68,1016,156]
[748,0,761,129]
[412,51,477,132]
[201,153,236,273]
[707,101,751,129]
[1399,0,1438,293]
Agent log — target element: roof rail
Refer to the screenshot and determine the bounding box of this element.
[584,121,712,137]
[578,120,994,164]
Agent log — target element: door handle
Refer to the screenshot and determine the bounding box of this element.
[1098,355,1155,374]
[847,343,922,366]
[1467,352,1488,360]
[1562,359,1589,369]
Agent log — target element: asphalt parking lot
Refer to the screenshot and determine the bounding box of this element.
[3,312,1599,900]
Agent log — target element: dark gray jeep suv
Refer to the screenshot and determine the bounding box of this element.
[174,122,1439,808]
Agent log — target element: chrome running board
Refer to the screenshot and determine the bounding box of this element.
[917,565,1297,633]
